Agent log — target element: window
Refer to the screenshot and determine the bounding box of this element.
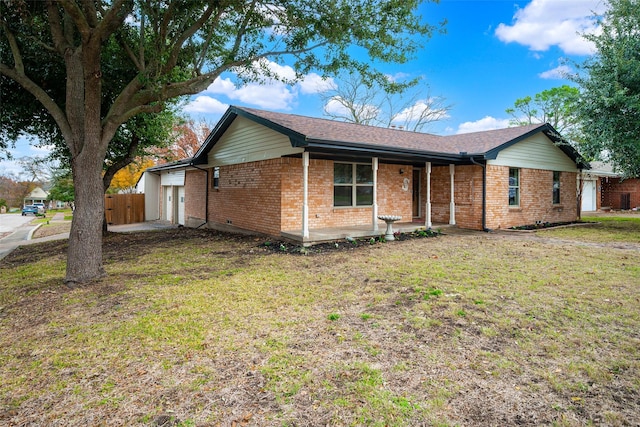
[552,171,560,204]
[334,163,373,207]
[508,168,520,206]
[211,167,220,189]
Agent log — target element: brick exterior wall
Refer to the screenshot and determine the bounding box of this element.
[280,159,413,231]
[184,169,207,223]
[485,165,578,229]
[426,165,484,230]
[183,158,580,236]
[600,177,640,210]
[184,158,414,236]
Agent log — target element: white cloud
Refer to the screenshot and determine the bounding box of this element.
[324,96,379,120]
[195,61,334,111]
[495,0,607,55]
[233,83,297,110]
[392,99,450,125]
[539,64,573,79]
[298,73,336,95]
[204,77,237,95]
[456,116,510,134]
[183,96,229,114]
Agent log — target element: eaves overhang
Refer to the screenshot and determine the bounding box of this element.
[302,138,466,163]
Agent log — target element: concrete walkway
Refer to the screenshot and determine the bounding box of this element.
[0,218,176,261]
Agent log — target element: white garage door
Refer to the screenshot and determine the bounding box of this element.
[178,187,185,225]
[582,179,597,212]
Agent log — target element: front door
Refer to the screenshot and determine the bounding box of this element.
[412,168,421,218]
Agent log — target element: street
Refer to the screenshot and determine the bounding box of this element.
[0,213,40,259]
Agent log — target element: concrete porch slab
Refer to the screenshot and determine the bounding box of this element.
[282,222,452,246]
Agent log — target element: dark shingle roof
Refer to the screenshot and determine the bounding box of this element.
[234,106,545,156]
[156,105,584,169]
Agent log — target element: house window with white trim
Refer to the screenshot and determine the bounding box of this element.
[211,167,219,189]
[334,163,373,207]
[552,171,560,204]
[509,168,520,207]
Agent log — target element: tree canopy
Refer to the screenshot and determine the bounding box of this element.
[505,85,582,144]
[573,0,640,177]
[0,0,441,285]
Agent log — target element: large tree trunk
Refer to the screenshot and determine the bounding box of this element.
[63,37,108,286]
[65,149,106,286]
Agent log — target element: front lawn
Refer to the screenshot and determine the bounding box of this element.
[0,221,638,426]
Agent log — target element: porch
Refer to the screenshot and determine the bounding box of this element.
[282,221,453,246]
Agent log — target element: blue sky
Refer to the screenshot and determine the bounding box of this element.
[1,0,606,178]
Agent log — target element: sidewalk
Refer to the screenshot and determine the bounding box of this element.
[0,219,176,261]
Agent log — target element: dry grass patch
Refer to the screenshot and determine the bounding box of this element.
[0,225,639,426]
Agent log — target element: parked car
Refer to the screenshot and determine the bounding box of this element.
[32,202,46,213]
[22,205,39,216]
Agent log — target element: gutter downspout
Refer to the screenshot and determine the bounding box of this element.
[469,156,490,232]
[190,164,209,229]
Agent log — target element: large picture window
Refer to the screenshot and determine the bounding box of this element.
[509,168,520,207]
[552,171,560,204]
[334,163,373,207]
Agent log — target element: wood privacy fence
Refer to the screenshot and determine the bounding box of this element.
[105,194,145,225]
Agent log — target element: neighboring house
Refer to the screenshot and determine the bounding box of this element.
[141,106,587,243]
[582,162,640,211]
[23,186,48,207]
[23,185,69,209]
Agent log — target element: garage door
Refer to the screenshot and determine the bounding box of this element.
[582,179,596,212]
[178,187,185,225]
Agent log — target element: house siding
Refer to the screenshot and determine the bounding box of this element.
[207,116,303,166]
[485,165,578,229]
[488,133,579,172]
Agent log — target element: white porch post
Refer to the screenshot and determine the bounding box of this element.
[302,152,309,238]
[425,162,432,228]
[372,157,379,231]
[449,163,456,225]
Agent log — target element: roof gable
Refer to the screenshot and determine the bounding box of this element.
[185,106,587,168]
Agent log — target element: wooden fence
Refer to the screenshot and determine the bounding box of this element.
[105,194,145,225]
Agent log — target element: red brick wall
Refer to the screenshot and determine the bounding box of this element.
[184,170,207,223]
[281,159,412,231]
[427,165,484,230]
[184,160,580,235]
[600,177,640,210]
[485,165,578,229]
[186,158,415,236]
[205,159,284,235]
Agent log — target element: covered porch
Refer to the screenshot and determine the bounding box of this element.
[282,221,453,246]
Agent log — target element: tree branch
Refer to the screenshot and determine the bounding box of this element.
[0,63,72,142]
[0,17,24,74]
[46,0,72,54]
[163,0,218,74]
[56,0,91,39]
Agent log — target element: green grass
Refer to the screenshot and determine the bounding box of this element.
[537,215,640,243]
[0,219,639,425]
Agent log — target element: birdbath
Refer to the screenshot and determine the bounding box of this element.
[378,215,402,241]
